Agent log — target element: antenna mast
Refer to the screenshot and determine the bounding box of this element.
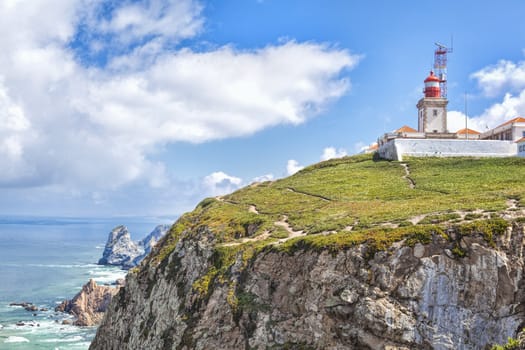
[434,42,453,98]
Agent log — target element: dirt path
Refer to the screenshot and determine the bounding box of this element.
[506,198,518,210]
[286,187,331,202]
[218,215,306,247]
[220,231,271,247]
[400,163,416,189]
[273,215,306,244]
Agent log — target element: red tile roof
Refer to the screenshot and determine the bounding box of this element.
[456,128,481,135]
[496,116,525,128]
[395,125,417,133]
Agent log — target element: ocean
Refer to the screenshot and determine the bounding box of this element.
[0,216,174,350]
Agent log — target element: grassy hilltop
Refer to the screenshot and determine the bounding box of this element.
[149,154,525,288]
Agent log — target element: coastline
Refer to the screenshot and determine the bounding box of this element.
[0,217,171,349]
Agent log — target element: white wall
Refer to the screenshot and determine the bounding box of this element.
[518,141,525,158]
[379,139,517,161]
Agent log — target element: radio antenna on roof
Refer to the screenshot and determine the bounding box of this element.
[433,39,453,98]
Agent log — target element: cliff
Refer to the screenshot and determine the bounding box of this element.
[90,155,525,350]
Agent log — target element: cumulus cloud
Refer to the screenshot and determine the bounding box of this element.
[0,0,360,199]
[252,174,274,183]
[203,171,243,197]
[471,59,525,97]
[320,146,347,161]
[72,0,204,63]
[84,42,358,144]
[352,141,369,154]
[448,90,525,133]
[445,56,525,133]
[286,160,304,175]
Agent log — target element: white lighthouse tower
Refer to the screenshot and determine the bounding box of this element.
[417,70,449,134]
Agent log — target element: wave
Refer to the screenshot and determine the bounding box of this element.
[4,336,30,343]
[40,335,85,343]
[87,267,127,284]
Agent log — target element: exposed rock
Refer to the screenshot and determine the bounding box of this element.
[98,226,143,269]
[56,279,120,326]
[115,278,126,287]
[98,224,170,269]
[91,223,525,350]
[9,302,39,312]
[133,224,171,265]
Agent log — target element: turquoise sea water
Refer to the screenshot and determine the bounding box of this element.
[0,217,173,350]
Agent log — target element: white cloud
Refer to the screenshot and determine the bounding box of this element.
[448,90,525,133]
[101,0,203,44]
[353,141,368,154]
[0,0,360,199]
[203,171,243,197]
[252,174,274,183]
[286,160,304,175]
[445,56,525,133]
[471,59,525,97]
[320,146,347,161]
[85,42,358,144]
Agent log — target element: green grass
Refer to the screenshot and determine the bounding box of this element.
[491,336,521,350]
[149,154,525,266]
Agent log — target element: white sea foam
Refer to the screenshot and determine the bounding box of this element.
[41,335,85,343]
[88,267,127,284]
[4,336,30,343]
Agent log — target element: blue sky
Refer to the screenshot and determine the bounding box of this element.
[1,0,525,218]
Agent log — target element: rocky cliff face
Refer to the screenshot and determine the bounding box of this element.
[56,279,121,326]
[98,225,170,269]
[134,224,172,265]
[90,221,525,350]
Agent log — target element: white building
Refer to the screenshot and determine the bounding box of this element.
[480,117,525,141]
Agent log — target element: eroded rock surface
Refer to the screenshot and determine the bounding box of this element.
[56,279,120,326]
[90,224,525,350]
[98,225,170,269]
[98,226,142,268]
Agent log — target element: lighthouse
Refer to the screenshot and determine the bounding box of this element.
[417,70,448,134]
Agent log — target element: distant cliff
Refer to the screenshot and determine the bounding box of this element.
[90,155,525,349]
[98,224,170,269]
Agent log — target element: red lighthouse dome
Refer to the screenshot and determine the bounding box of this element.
[424,71,441,98]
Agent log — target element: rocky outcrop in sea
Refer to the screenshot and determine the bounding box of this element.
[55,279,123,326]
[98,224,170,269]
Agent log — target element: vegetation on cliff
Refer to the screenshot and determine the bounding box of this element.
[144,154,525,300]
[95,154,525,350]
